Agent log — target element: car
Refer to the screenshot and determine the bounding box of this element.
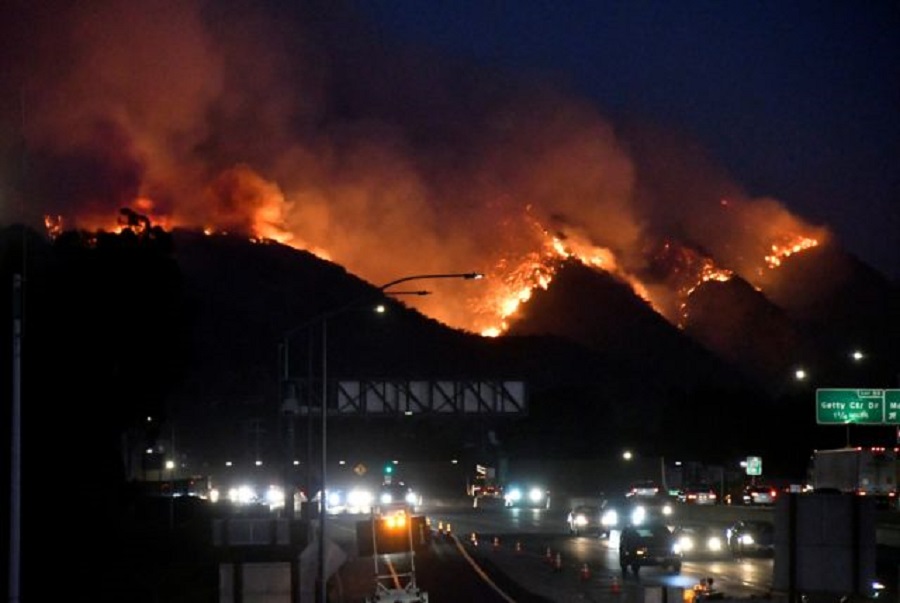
[619,522,683,576]
[599,495,676,535]
[374,482,423,514]
[567,504,602,536]
[672,525,727,559]
[742,484,778,506]
[626,480,662,498]
[503,483,550,509]
[324,484,375,515]
[725,519,775,557]
[677,484,718,505]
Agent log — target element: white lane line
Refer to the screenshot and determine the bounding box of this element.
[450,534,517,603]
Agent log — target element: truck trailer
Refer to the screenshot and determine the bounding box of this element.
[809,446,899,509]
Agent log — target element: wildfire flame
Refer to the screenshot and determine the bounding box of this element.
[42,200,824,336]
[764,236,820,268]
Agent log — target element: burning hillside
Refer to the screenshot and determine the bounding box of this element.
[2,0,832,337]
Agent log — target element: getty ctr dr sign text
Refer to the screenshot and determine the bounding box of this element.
[816,389,900,425]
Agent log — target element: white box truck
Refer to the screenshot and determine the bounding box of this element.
[809,446,898,508]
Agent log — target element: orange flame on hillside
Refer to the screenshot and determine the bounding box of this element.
[43,197,824,337]
[764,236,819,268]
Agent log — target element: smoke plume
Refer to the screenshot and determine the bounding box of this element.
[0,0,830,333]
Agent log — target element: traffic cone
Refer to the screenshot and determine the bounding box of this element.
[445,523,452,537]
[544,547,552,564]
[470,532,478,546]
[515,540,522,554]
[553,552,562,572]
[437,520,444,535]
[610,574,621,595]
[580,563,591,581]
[492,536,500,550]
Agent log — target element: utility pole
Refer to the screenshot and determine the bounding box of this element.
[9,274,22,603]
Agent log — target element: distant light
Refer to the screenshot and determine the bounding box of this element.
[225,461,233,467]
[404,410,413,416]
[794,368,807,381]
[392,459,399,465]
[145,447,154,454]
[165,460,175,470]
[146,416,153,423]
[451,459,458,464]
[255,460,263,467]
[374,304,386,314]
[339,460,346,465]
[851,350,865,362]
[293,460,300,466]
[622,450,633,461]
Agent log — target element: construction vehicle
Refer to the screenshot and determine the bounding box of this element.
[466,464,504,507]
[808,446,899,509]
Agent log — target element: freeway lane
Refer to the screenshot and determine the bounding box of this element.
[429,506,774,600]
[327,499,900,601]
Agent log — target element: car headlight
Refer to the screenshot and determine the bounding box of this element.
[529,487,544,502]
[631,505,647,525]
[506,488,523,502]
[380,492,393,504]
[405,491,419,505]
[678,535,695,551]
[327,491,343,507]
[740,534,755,545]
[673,542,683,554]
[601,509,618,527]
[574,514,588,527]
[229,485,258,505]
[707,536,723,551]
[348,488,373,508]
[265,485,285,507]
[662,503,673,515]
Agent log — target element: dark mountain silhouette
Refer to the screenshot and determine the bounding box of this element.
[2,224,898,491]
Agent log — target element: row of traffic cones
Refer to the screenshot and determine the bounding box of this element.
[444,522,622,595]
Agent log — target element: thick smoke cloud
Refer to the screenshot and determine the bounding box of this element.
[0,0,828,332]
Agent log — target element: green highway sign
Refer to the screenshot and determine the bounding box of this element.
[888,389,900,423]
[816,389,900,425]
[746,456,762,476]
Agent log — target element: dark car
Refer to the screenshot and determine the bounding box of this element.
[619,522,682,575]
[725,519,775,557]
[677,484,718,505]
[567,504,602,536]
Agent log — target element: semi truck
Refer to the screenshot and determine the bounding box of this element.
[808,446,899,508]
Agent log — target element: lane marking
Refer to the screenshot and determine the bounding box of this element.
[450,534,517,603]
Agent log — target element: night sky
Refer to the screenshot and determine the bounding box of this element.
[349,1,900,280]
[0,0,897,300]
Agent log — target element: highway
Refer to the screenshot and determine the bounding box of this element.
[321,498,900,602]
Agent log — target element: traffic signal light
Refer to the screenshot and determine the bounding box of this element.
[384,464,393,475]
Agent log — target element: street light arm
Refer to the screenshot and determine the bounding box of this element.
[375,272,483,292]
[281,272,482,342]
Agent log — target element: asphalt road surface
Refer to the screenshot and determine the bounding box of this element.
[323,499,900,602]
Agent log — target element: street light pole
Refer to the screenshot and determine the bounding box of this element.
[281,271,482,603]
